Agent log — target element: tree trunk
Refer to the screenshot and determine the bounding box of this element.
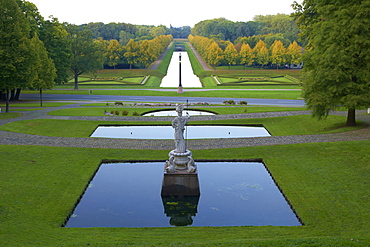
[10,89,16,101]
[15,88,21,100]
[39,88,43,107]
[5,89,10,113]
[74,73,79,90]
[346,108,356,126]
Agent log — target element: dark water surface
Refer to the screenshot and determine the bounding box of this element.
[65,161,301,227]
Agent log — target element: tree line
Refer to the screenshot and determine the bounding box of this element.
[189,34,302,69]
[191,15,300,44]
[81,22,190,43]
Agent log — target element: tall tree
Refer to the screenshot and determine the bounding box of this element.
[124,39,140,70]
[293,0,370,126]
[286,41,302,65]
[253,40,269,68]
[67,25,104,89]
[105,39,124,69]
[270,40,286,69]
[206,41,224,67]
[30,33,57,106]
[39,17,71,85]
[239,43,255,69]
[224,42,239,69]
[0,0,35,112]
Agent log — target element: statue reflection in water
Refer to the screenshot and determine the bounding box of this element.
[162,196,200,226]
[161,103,200,226]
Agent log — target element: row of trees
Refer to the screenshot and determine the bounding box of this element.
[96,35,173,70]
[189,35,302,68]
[82,22,190,44]
[191,15,300,43]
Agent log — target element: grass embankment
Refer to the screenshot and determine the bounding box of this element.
[22,89,303,100]
[0,142,369,246]
[0,115,362,138]
[46,106,306,116]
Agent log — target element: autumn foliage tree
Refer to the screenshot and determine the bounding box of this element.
[239,43,255,68]
[253,40,269,68]
[224,42,239,69]
[270,40,287,69]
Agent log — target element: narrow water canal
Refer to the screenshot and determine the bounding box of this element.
[160,51,202,88]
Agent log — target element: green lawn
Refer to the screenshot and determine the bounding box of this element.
[46,106,307,116]
[0,142,369,246]
[23,89,303,100]
[0,112,21,119]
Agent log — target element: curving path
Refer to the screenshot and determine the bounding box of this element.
[0,103,369,150]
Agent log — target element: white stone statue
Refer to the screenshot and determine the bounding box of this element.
[164,104,196,174]
[172,104,190,153]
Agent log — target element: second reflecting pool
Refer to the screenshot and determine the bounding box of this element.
[90,125,271,139]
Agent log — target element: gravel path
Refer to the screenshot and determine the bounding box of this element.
[0,103,369,150]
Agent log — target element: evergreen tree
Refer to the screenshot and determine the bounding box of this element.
[293,0,370,126]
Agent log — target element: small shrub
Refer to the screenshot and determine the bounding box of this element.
[122,110,129,116]
[110,110,114,115]
[223,100,236,105]
[115,101,123,106]
[239,101,248,105]
[243,108,248,113]
[132,111,139,116]
[114,110,119,115]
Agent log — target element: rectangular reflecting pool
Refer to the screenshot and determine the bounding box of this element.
[64,161,301,228]
[90,126,271,139]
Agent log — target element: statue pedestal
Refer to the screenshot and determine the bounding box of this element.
[161,173,200,196]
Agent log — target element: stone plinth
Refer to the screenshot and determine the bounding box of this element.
[161,173,200,197]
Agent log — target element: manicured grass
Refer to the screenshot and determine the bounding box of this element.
[23,89,303,100]
[0,115,362,137]
[46,106,307,116]
[0,112,21,119]
[0,102,75,108]
[0,141,369,246]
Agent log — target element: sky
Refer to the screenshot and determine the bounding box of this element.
[29,0,300,27]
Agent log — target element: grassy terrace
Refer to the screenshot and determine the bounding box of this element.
[1,142,369,246]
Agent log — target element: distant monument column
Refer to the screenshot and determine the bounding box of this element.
[177,53,183,94]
